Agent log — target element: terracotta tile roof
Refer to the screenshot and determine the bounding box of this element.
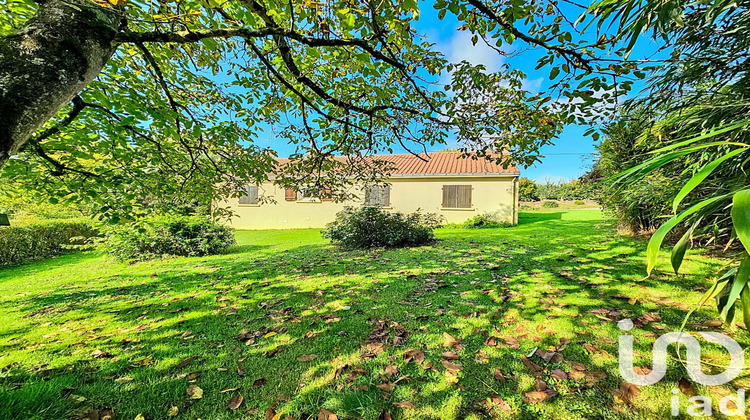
[370,152,519,176]
[276,152,519,177]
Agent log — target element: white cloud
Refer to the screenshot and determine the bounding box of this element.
[444,31,505,72]
[522,77,544,94]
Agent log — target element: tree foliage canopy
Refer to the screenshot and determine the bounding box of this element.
[0,0,584,221]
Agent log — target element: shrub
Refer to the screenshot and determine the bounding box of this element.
[463,213,509,228]
[574,200,585,205]
[103,215,236,261]
[0,220,98,266]
[518,177,539,201]
[542,201,559,208]
[323,207,437,250]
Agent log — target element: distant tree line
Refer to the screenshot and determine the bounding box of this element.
[518,175,600,202]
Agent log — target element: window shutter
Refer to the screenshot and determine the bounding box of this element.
[442,185,457,208]
[381,185,391,206]
[365,185,390,206]
[442,185,471,208]
[457,185,472,208]
[365,185,377,206]
[285,189,297,201]
[239,185,259,205]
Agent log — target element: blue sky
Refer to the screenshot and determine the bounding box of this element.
[411,6,600,183]
[257,3,654,183]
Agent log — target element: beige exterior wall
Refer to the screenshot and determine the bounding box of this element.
[220,175,519,230]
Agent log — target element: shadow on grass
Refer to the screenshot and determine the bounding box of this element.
[0,213,738,420]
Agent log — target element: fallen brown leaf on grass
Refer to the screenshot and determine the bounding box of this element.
[384,365,398,375]
[393,401,417,409]
[493,368,510,382]
[502,336,520,349]
[376,383,396,391]
[377,410,392,420]
[615,382,641,404]
[534,379,547,391]
[441,360,463,372]
[318,408,338,420]
[550,369,568,380]
[228,395,244,410]
[535,349,563,363]
[403,348,425,364]
[524,389,558,403]
[678,377,698,397]
[521,355,543,375]
[443,332,461,347]
[568,361,585,371]
[441,351,460,360]
[186,384,203,399]
[167,406,178,416]
[265,402,279,420]
[689,320,722,328]
[91,349,113,358]
[486,395,512,411]
[175,356,197,369]
[298,354,318,362]
[221,387,240,393]
[252,378,267,388]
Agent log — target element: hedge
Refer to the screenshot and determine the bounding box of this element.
[0,220,98,266]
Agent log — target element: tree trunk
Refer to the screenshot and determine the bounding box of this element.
[0,0,122,168]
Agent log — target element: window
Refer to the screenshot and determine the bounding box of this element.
[365,185,391,207]
[285,189,297,201]
[298,188,319,202]
[239,185,259,205]
[442,185,472,208]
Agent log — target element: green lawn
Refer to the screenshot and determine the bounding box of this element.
[0,210,746,419]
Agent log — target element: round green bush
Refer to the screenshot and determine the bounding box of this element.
[542,201,559,208]
[103,215,235,261]
[323,207,438,250]
[574,200,585,205]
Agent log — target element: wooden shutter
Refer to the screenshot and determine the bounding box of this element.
[381,185,391,206]
[365,185,390,206]
[365,186,376,206]
[442,185,471,208]
[322,187,332,201]
[442,185,457,208]
[457,185,472,208]
[239,185,259,205]
[285,189,297,201]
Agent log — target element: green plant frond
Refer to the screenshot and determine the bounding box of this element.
[646,195,728,274]
[648,119,750,155]
[731,189,750,254]
[673,148,748,213]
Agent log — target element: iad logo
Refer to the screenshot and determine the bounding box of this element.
[618,319,746,417]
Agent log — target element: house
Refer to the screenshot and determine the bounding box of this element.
[221,151,520,230]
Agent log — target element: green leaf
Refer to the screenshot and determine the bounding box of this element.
[646,195,727,274]
[732,189,750,253]
[673,148,746,213]
[649,118,750,155]
[719,255,750,321]
[670,222,696,274]
[741,282,750,328]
